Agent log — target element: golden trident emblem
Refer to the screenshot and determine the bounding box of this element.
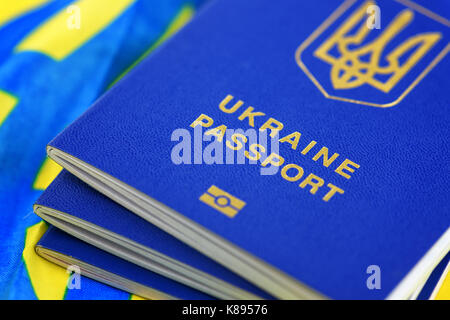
[314,1,441,93]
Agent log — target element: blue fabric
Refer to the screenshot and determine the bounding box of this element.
[0,0,206,299]
[48,0,450,299]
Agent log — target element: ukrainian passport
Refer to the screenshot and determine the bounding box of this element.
[41,0,450,299]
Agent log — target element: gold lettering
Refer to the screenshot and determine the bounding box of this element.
[322,183,344,202]
[260,118,284,138]
[279,132,301,150]
[205,124,227,142]
[190,114,213,128]
[335,159,360,179]
[245,143,266,161]
[301,140,317,155]
[244,143,266,160]
[312,147,340,167]
[219,94,244,113]
[299,173,324,194]
[281,164,304,182]
[226,133,247,151]
[261,153,285,167]
[238,107,265,127]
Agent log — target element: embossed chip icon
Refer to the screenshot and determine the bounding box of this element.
[199,185,246,218]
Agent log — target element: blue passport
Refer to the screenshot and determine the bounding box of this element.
[45,0,450,299]
[34,170,271,299]
[36,225,211,299]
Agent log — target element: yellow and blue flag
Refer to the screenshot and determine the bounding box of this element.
[0,0,204,299]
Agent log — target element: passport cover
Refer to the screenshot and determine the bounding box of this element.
[47,0,450,299]
[37,225,211,299]
[35,170,271,299]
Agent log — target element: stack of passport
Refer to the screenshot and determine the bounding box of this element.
[33,0,450,299]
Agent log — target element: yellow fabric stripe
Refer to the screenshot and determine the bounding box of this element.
[33,158,63,190]
[0,0,50,27]
[130,294,146,300]
[23,221,69,300]
[15,0,136,60]
[434,263,450,300]
[108,5,194,88]
[0,90,18,127]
